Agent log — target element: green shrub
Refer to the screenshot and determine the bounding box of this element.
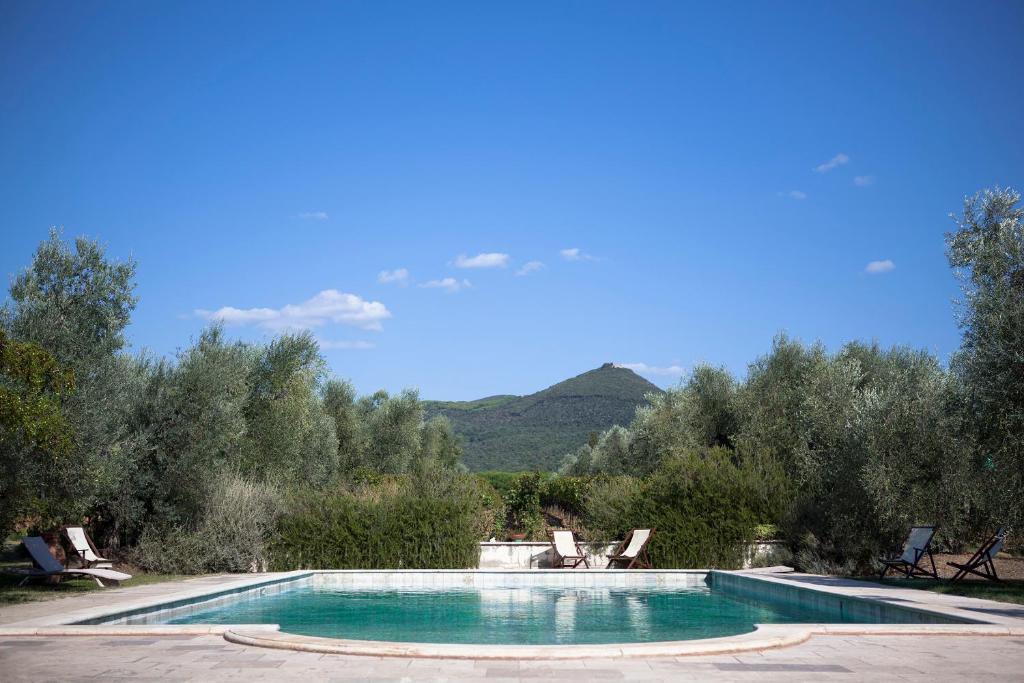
[476,471,521,498]
[270,491,480,569]
[586,448,779,568]
[539,476,592,517]
[503,472,543,538]
[132,474,283,574]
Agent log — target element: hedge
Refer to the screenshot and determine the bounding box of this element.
[270,493,481,569]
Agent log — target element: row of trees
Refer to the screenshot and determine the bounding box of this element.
[0,231,463,552]
[561,187,1023,570]
[1,186,1020,573]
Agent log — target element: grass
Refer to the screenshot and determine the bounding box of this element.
[0,540,187,607]
[878,577,1024,606]
[0,569,187,607]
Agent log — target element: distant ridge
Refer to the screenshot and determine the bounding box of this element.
[424,364,662,471]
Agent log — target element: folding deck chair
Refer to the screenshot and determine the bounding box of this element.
[606,528,655,569]
[878,525,938,579]
[549,530,589,568]
[2,536,131,587]
[64,526,114,569]
[947,528,1006,582]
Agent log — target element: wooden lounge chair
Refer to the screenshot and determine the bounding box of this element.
[549,530,589,568]
[2,536,131,587]
[606,529,655,569]
[878,525,938,579]
[947,528,1006,582]
[64,526,114,569]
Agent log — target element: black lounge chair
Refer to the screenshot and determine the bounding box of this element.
[948,528,1006,582]
[879,525,938,579]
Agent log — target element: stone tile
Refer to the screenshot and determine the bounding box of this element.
[211,658,285,669]
[714,662,851,672]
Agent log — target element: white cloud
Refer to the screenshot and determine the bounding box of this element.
[560,247,596,262]
[616,362,686,377]
[420,277,470,293]
[516,260,545,276]
[317,338,375,350]
[377,268,409,285]
[853,175,875,187]
[814,153,850,173]
[454,252,509,269]
[785,190,808,200]
[865,259,895,274]
[196,289,391,331]
[298,211,329,220]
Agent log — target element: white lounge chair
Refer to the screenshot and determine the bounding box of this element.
[3,536,131,587]
[606,528,655,569]
[549,530,589,568]
[879,525,938,579]
[64,526,114,568]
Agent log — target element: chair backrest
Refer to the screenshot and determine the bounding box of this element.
[22,536,64,573]
[65,526,100,562]
[900,526,936,564]
[552,530,580,558]
[621,529,652,558]
[985,528,1006,561]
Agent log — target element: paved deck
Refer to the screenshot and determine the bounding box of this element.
[1,632,1022,681]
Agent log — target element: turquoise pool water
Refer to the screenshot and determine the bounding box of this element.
[163,585,924,644]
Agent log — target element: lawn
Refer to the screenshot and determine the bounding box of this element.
[878,578,1024,606]
[0,539,185,607]
[0,570,186,607]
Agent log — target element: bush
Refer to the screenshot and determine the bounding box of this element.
[539,476,592,517]
[503,472,543,538]
[585,448,781,568]
[270,490,480,569]
[132,474,282,573]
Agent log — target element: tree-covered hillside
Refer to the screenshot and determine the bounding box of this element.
[423,364,662,471]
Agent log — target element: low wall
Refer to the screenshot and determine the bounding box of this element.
[479,540,788,569]
[478,542,616,569]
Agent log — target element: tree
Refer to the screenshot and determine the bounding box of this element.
[323,378,363,470]
[242,333,338,485]
[0,330,75,534]
[2,229,137,369]
[1,230,142,534]
[947,186,1024,529]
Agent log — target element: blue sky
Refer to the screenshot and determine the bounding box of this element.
[2,2,1022,400]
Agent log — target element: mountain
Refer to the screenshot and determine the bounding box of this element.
[423,364,662,471]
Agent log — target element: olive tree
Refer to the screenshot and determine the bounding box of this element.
[947,186,1024,529]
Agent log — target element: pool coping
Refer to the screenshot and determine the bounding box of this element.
[1,568,1023,658]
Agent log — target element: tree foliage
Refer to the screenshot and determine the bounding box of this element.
[0,330,75,531]
[947,187,1024,529]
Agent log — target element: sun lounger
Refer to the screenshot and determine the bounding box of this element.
[947,528,1006,582]
[550,530,589,568]
[64,526,114,568]
[878,525,938,579]
[606,528,655,569]
[2,536,131,587]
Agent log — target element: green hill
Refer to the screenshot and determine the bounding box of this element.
[424,363,662,471]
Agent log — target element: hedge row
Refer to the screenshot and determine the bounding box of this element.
[269,493,481,570]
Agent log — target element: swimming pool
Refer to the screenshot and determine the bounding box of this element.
[157,581,953,645]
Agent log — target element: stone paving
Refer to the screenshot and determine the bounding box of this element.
[1,632,1023,681]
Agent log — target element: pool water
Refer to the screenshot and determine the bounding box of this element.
[164,585,910,644]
